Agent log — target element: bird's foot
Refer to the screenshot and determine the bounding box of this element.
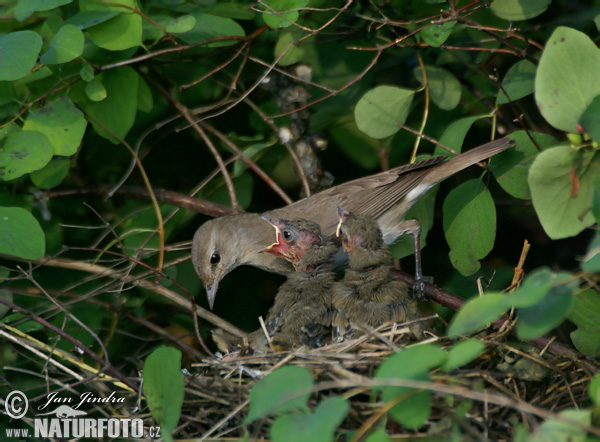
[412,276,433,300]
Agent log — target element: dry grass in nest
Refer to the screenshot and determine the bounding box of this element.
[179,319,595,440]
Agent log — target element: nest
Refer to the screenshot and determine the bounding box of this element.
[178,319,594,440]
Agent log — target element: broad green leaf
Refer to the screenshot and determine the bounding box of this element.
[178,13,245,46]
[375,345,445,429]
[40,24,84,64]
[270,397,350,442]
[65,10,121,29]
[0,131,53,180]
[441,339,486,372]
[15,0,72,21]
[80,64,94,82]
[443,179,497,276]
[420,21,456,47]
[516,271,576,340]
[166,15,196,33]
[204,2,256,20]
[0,207,45,259]
[436,116,483,154]
[0,289,12,319]
[535,27,600,132]
[23,96,87,156]
[528,146,600,239]
[497,60,536,104]
[414,66,461,110]
[447,294,509,337]
[85,79,107,102]
[143,346,183,442]
[233,142,275,177]
[0,31,43,81]
[87,13,142,51]
[137,78,153,113]
[579,95,600,143]
[506,267,555,308]
[74,67,139,143]
[581,230,600,272]
[530,409,591,442]
[489,131,557,200]
[245,366,313,424]
[261,0,308,29]
[355,86,415,139]
[568,289,600,359]
[30,158,70,189]
[590,374,600,408]
[204,173,254,210]
[490,0,551,21]
[274,31,306,66]
[365,427,391,442]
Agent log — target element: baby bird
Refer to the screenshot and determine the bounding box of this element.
[260,217,338,349]
[333,207,425,340]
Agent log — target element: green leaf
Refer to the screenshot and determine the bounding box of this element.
[23,96,87,156]
[245,366,313,424]
[85,79,107,102]
[137,78,153,113]
[581,230,600,272]
[506,267,555,308]
[375,344,446,429]
[166,15,196,33]
[30,158,70,189]
[0,131,53,180]
[530,409,591,442]
[83,0,142,51]
[443,179,497,276]
[40,24,84,64]
[441,339,486,372]
[414,66,461,110]
[73,67,139,143]
[355,86,415,139]
[420,21,456,47]
[365,427,391,442]
[0,289,13,319]
[270,397,350,442]
[579,95,600,144]
[0,207,45,259]
[80,64,94,82]
[489,130,557,200]
[590,374,600,408]
[142,346,184,442]
[535,27,600,132]
[274,31,306,66]
[15,0,72,21]
[178,13,245,47]
[447,294,509,337]
[203,2,256,20]
[65,10,121,29]
[497,59,536,104]
[516,271,576,340]
[490,0,551,21]
[261,0,309,29]
[0,31,43,81]
[528,146,600,239]
[568,289,600,359]
[437,116,483,154]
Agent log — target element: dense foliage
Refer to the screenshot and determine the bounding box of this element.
[1,0,599,439]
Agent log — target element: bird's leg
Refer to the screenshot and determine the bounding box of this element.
[399,219,433,300]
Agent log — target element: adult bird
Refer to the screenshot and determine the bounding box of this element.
[192,137,512,308]
[258,217,338,349]
[333,207,425,340]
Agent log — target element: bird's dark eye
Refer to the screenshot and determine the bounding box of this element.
[283,230,292,241]
[210,253,221,265]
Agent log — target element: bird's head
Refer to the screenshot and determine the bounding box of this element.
[261,216,322,269]
[336,206,383,253]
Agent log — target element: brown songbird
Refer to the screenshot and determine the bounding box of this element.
[333,207,425,340]
[259,217,338,349]
[192,138,512,308]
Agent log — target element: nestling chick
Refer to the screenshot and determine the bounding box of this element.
[260,217,338,349]
[333,207,425,340]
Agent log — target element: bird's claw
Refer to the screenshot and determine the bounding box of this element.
[412,276,433,300]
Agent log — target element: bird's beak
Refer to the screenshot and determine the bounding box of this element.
[336,218,343,238]
[336,206,347,238]
[206,282,218,310]
[260,216,283,253]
